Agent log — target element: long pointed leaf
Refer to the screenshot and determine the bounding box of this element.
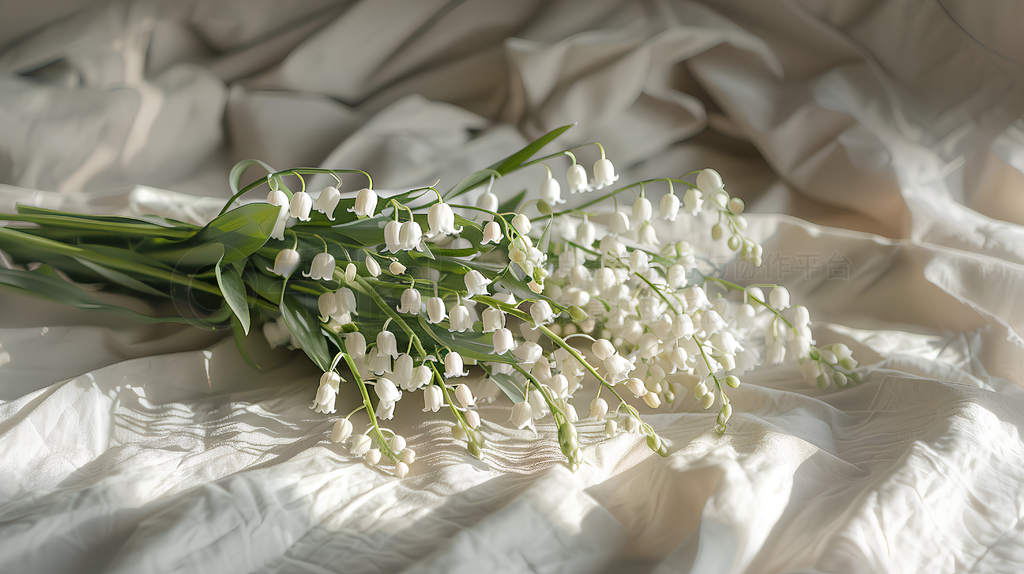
[280,294,331,371]
[216,258,250,335]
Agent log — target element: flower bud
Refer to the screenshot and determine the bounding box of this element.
[530,300,554,326]
[643,393,662,408]
[477,190,499,213]
[712,223,724,241]
[568,305,588,322]
[701,391,715,409]
[423,385,443,412]
[330,417,353,443]
[349,434,371,456]
[625,378,647,397]
[512,213,532,235]
[427,297,446,324]
[694,381,708,399]
[729,197,745,214]
[696,168,724,194]
[725,375,741,388]
[366,448,381,465]
[592,339,615,361]
[396,461,410,478]
[344,262,357,283]
[270,249,300,277]
[455,383,475,408]
[513,341,543,365]
[590,397,608,420]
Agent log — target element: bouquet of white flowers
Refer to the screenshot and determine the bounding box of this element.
[0,125,858,477]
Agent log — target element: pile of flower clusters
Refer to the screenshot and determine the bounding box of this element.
[0,125,858,478]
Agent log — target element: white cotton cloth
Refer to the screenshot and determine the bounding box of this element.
[1,0,1024,572]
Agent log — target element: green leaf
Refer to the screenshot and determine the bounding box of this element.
[280,294,331,371]
[444,123,574,201]
[0,267,221,326]
[416,315,513,365]
[497,190,527,215]
[490,372,526,403]
[216,257,250,335]
[184,203,279,263]
[15,204,198,231]
[73,257,169,298]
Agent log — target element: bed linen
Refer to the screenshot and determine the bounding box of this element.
[1,1,1023,572]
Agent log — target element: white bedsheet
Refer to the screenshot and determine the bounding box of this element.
[1,1,1023,572]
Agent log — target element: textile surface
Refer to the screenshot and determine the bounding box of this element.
[1,1,1023,572]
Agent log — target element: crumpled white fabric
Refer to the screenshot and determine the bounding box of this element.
[1,1,1023,572]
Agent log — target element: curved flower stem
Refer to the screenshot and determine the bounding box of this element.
[340,352,399,464]
[511,363,566,422]
[550,177,696,218]
[634,272,679,315]
[702,277,795,330]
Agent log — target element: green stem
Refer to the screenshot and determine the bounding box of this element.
[340,353,399,464]
[352,275,427,357]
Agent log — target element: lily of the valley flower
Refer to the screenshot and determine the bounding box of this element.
[365,256,381,277]
[510,401,533,429]
[377,330,398,358]
[349,434,371,456]
[390,260,406,275]
[290,191,313,221]
[268,249,300,277]
[567,164,591,194]
[428,202,462,238]
[769,286,791,309]
[384,220,402,253]
[482,221,502,244]
[312,371,340,414]
[397,288,421,314]
[330,418,353,442]
[541,177,564,205]
[683,187,703,216]
[350,188,378,217]
[267,190,290,241]
[492,327,513,354]
[576,215,596,247]
[449,304,472,332]
[455,383,475,407]
[609,212,630,235]
[423,385,443,412]
[590,397,608,420]
[313,186,342,220]
[530,300,554,326]
[593,158,619,190]
[303,252,336,280]
[444,351,468,378]
[399,221,423,251]
[345,332,366,358]
[482,307,504,332]
[427,297,447,324]
[375,377,401,408]
[512,214,531,235]
[477,190,499,213]
[660,193,680,221]
[632,195,652,223]
[696,168,724,195]
[465,270,490,297]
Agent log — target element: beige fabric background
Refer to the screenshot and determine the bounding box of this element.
[1,1,1023,572]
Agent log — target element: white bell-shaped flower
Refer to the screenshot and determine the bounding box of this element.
[377,330,399,358]
[530,300,555,326]
[668,264,687,290]
[696,168,724,195]
[683,188,703,216]
[660,193,680,221]
[482,221,502,244]
[609,212,630,235]
[267,190,290,241]
[426,296,447,324]
[350,188,378,217]
[428,202,461,237]
[604,353,635,383]
[269,249,300,277]
[375,377,401,408]
[449,304,472,332]
[313,186,342,220]
[412,365,432,388]
[702,310,726,334]
[318,292,337,321]
[477,191,499,213]
[392,354,414,390]
[528,389,549,419]
[512,213,532,235]
[576,215,596,247]
[390,260,406,275]
[397,288,421,314]
[384,220,402,253]
[465,270,490,297]
[345,332,366,359]
[683,286,711,312]
[482,307,505,332]
[365,257,381,277]
[593,158,619,190]
[330,418,353,442]
[590,397,608,420]
[334,288,356,316]
[455,383,475,408]
[592,339,615,361]
[423,385,443,412]
[567,164,592,194]
[769,286,791,309]
[540,177,564,205]
[632,196,652,223]
[492,327,514,354]
[313,371,340,414]
[629,249,649,274]
[290,191,313,221]
[549,374,569,399]
[399,221,423,251]
[512,341,543,366]
[510,401,533,429]
[303,252,336,280]
[444,351,468,378]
